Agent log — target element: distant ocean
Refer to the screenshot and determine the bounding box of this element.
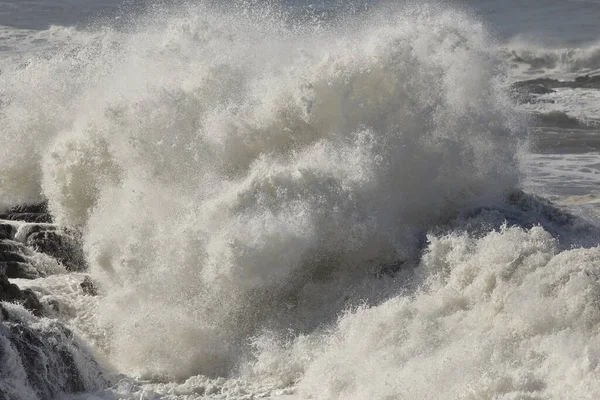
[1,1,600,399]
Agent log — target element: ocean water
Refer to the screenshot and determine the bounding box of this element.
[1,1,600,399]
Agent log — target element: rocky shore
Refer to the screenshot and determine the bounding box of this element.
[1,191,597,399]
[0,202,105,399]
[511,74,600,105]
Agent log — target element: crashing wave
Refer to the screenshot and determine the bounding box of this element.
[505,40,600,74]
[3,2,600,399]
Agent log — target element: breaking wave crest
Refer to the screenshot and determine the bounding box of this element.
[0,1,535,392]
[505,40,600,74]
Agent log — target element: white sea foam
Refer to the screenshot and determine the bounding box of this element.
[252,226,600,399]
[5,2,600,400]
[505,40,600,80]
[521,88,600,125]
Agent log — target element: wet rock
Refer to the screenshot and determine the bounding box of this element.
[574,74,600,87]
[513,74,600,91]
[0,213,52,223]
[80,276,98,296]
[0,273,43,316]
[6,322,83,394]
[0,240,41,279]
[510,82,556,104]
[523,84,555,95]
[6,202,49,214]
[0,246,28,263]
[0,304,107,399]
[0,201,52,223]
[15,223,57,242]
[26,228,86,272]
[0,203,106,399]
[0,213,87,277]
[0,223,15,240]
[1,261,41,280]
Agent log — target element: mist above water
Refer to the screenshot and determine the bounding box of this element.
[5,2,600,400]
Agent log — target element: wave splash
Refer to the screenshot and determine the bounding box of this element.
[0,1,528,388]
[505,39,600,76]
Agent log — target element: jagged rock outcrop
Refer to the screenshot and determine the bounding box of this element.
[511,74,600,105]
[0,304,107,399]
[0,202,52,224]
[0,239,42,279]
[0,201,107,399]
[24,226,87,272]
[0,273,43,316]
[0,202,87,278]
[0,223,15,240]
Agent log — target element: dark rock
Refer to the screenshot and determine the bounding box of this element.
[0,218,87,277]
[0,201,52,223]
[6,321,83,394]
[0,304,107,399]
[80,276,98,296]
[0,213,52,223]
[0,248,28,263]
[1,261,41,280]
[510,83,555,104]
[15,223,57,242]
[0,273,43,316]
[510,82,556,104]
[0,304,9,320]
[0,223,15,240]
[26,229,87,272]
[525,84,555,95]
[0,240,41,279]
[574,75,600,85]
[6,202,48,214]
[513,74,600,91]
[47,299,61,313]
[0,239,26,253]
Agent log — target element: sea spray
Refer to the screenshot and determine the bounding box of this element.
[273,226,600,399]
[0,1,528,384]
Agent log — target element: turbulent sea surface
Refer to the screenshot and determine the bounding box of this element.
[1,0,600,399]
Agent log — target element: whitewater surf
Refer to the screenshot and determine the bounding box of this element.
[1,1,600,399]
